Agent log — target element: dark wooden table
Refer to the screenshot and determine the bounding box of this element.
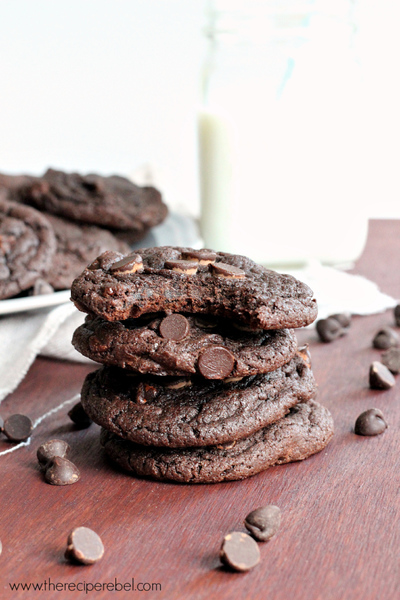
[1,220,399,600]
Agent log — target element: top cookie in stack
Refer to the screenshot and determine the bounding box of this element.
[72,247,333,484]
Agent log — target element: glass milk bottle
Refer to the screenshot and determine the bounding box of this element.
[198,0,369,267]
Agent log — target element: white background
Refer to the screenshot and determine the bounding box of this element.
[0,0,399,217]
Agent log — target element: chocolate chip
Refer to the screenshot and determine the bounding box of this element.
[369,361,395,390]
[3,414,33,442]
[198,346,235,379]
[110,253,143,274]
[37,439,70,468]
[136,382,158,403]
[297,344,312,368]
[316,317,343,342]
[165,377,192,390]
[68,402,92,429]
[220,532,260,572]
[181,249,217,264]
[194,315,218,329]
[394,304,400,327]
[355,408,387,436]
[44,457,81,486]
[65,527,104,565]
[244,505,281,542]
[330,312,352,328]
[211,262,246,279]
[159,314,189,341]
[381,347,400,374]
[164,259,199,275]
[372,327,399,350]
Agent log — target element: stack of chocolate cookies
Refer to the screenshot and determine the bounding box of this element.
[71,246,334,484]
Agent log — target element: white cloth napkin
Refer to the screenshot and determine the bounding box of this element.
[0,261,396,405]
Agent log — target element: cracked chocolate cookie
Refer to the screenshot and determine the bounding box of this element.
[20,168,168,233]
[0,198,56,299]
[73,313,297,377]
[71,247,317,329]
[45,214,130,290]
[81,353,316,448]
[100,399,334,483]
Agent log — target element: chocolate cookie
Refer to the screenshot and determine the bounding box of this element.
[20,168,168,233]
[81,354,316,448]
[73,313,297,377]
[71,247,317,329]
[0,173,36,201]
[45,214,130,290]
[0,199,56,299]
[100,400,334,483]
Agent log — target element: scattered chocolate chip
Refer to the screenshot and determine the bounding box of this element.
[164,259,199,275]
[194,315,218,329]
[159,314,189,341]
[211,262,246,279]
[297,344,312,368]
[244,505,281,542]
[68,402,92,429]
[65,527,104,565]
[355,408,387,436]
[3,414,33,442]
[181,249,217,264]
[110,254,143,274]
[37,439,70,469]
[198,346,235,379]
[381,347,400,374]
[165,377,192,390]
[394,304,400,327]
[369,361,395,390]
[220,532,260,572]
[316,317,343,342]
[372,327,399,350]
[44,457,81,486]
[31,278,54,296]
[330,312,352,328]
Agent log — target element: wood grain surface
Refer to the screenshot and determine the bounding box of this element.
[1,220,399,600]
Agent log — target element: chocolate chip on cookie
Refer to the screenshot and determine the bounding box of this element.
[211,262,246,279]
[164,259,199,275]
[198,346,235,379]
[159,314,190,341]
[181,249,217,264]
[110,254,143,275]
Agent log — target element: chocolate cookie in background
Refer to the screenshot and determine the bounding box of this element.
[72,314,297,377]
[45,214,130,290]
[0,173,36,201]
[0,198,56,300]
[71,247,318,328]
[99,400,334,484]
[20,168,168,237]
[80,353,316,448]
